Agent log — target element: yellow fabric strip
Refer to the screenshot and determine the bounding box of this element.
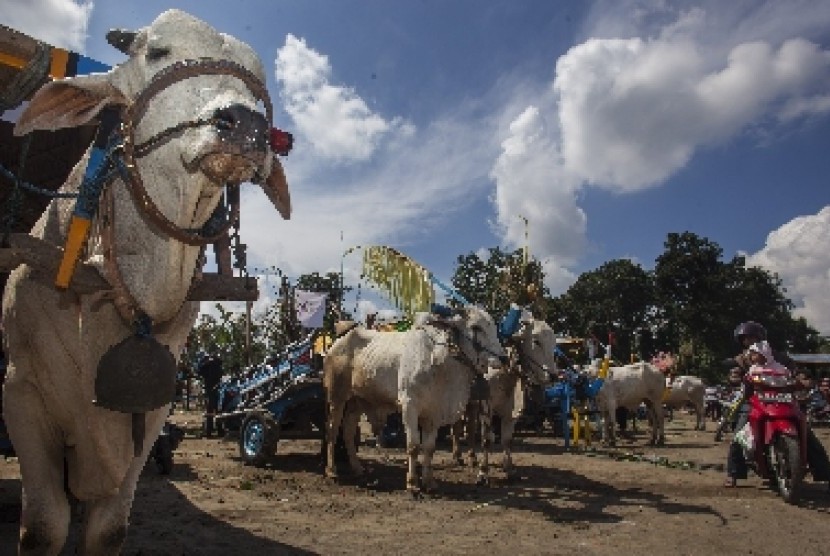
[49,47,69,78]
[55,216,91,289]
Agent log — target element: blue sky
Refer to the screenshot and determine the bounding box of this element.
[2,0,830,334]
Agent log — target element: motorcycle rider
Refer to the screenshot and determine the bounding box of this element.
[724,321,830,489]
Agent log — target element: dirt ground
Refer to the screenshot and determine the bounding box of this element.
[1,410,829,556]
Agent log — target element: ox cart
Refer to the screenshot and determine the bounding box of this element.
[212,332,349,466]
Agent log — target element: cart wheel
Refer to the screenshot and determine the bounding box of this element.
[239,412,279,466]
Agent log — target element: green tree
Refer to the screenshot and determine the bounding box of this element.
[451,247,547,319]
[548,259,655,361]
[652,232,820,382]
[184,304,263,378]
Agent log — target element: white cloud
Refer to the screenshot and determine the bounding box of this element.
[745,207,830,336]
[233,100,500,308]
[489,1,830,297]
[0,0,92,52]
[275,35,414,162]
[553,35,830,191]
[490,105,585,294]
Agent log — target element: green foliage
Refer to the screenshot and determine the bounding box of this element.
[548,259,654,359]
[184,233,822,388]
[185,271,351,376]
[451,247,548,319]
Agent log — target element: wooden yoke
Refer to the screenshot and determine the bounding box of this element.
[0,232,257,301]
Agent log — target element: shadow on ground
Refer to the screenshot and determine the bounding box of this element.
[0,463,318,556]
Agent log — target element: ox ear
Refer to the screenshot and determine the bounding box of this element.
[261,157,291,220]
[14,75,128,137]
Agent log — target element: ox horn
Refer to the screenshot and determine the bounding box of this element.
[106,29,137,54]
[262,157,291,220]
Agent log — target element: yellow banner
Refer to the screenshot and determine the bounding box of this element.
[362,246,434,317]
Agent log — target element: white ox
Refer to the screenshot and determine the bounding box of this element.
[450,315,556,481]
[323,306,507,493]
[2,10,289,554]
[663,375,706,431]
[596,362,666,446]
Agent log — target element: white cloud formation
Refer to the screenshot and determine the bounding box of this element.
[489,0,830,299]
[490,106,584,293]
[275,35,414,162]
[745,206,830,335]
[554,36,830,191]
[0,0,92,52]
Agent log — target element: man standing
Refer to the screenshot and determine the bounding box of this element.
[198,347,224,438]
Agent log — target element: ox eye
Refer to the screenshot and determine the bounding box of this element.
[146,46,170,61]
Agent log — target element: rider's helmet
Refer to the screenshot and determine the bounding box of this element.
[733,321,767,344]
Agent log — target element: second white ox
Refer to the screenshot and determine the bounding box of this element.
[596,362,666,446]
[450,315,557,481]
[323,306,506,492]
[663,375,706,431]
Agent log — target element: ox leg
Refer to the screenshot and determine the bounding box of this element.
[465,402,479,468]
[79,408,167,556]
[696,404,705,431]
[401,406,421,492]
[340,404,364,476]
[649,402,665,445]
[419,427,439,492]
[325,399,347,479]
[602,406,616,447]
[450,420,464,465]
[4,380,71,555]
[500,414,518,480]
[476,402,491,486]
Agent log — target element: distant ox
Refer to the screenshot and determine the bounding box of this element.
[323,306,507,493]
[3,10,289,554]
[596,362,666,446]
[450,314,556,482]
[663,375,706,431]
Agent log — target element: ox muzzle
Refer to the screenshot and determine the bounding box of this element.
[211,103,269,159]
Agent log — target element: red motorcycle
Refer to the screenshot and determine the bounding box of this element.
[736,370,807,503]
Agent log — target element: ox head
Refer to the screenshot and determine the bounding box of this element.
[512,317,557,384]
[15,10,290,219]
[14,10,291,322]
[428,304,507,373]
[16,9,289,219]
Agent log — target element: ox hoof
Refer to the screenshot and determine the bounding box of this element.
[324,467,339,480]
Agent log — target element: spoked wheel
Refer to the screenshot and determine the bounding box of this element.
[769,434,803,504]
[239,412,279,467]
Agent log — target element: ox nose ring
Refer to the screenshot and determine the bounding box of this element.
[212,104,268,152]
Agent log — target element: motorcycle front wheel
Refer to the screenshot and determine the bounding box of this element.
[769,434,803,504]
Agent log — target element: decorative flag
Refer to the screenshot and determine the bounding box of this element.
[295,290,327,329]
[361,246,434,318]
